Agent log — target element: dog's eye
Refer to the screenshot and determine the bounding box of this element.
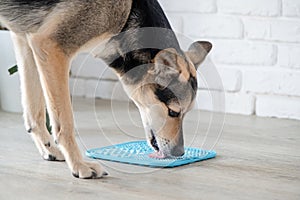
[168,108,180,118]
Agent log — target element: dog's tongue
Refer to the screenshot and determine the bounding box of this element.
[149,151,166,159]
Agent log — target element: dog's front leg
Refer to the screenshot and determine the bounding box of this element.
[27,34,107,179]
[10,32,64,161]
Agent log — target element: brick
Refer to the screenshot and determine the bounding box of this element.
[183,14,243,39]
[85,79,129,101]
[218,68,242,92]
[71,53,118,80]
[267,20,300,43]
[165,14,184,33]
[195,90,225,112]
[256,95,300,120]
[211,40,277,65]
[244,70,300,97]
[195,90,255,115]
[283,0,300,17]
[110,82,131,102]
[224,93,255,115]
[69,78,85,97]
[278,45,300,69]
[244,19,271,39]
[85,79,114,99]
[159,0,216,13]
[197,64,242,92]
[218,0,280,16]
[244,18,300,43]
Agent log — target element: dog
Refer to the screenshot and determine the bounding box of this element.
[0,0,212,178]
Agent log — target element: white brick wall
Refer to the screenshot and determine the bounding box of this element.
[283,0,300,17]
[244,18,300,43]
[217,0,281,16]
[159,0,216,13]
[183,14,243,38]
[244,69,300,96]
[278,45,300,69]
[198,65,242,92]
[212,40,277,65]
[70,0,300,120]
[256,95,300,120]
[195,90,255,115]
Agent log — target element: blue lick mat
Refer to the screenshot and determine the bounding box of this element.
[86,141,216,168]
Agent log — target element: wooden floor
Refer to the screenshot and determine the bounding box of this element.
[0,98,299,200]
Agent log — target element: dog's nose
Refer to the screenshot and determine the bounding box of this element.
[170,145,184,157]
[170,127,184,157]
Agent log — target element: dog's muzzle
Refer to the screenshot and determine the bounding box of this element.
[149,129,184,158]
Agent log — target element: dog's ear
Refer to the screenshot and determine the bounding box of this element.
[186,41,212,69]
[150,48,180,87]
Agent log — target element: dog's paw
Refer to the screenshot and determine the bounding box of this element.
[72,161,108,179]
[42,142,65,161]
[42,152,65,162]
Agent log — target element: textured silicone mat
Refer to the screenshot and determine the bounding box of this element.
[86,141,216,168]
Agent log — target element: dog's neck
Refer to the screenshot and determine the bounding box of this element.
[101,0,182,83]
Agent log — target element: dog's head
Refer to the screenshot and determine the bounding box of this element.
[123,41,212,158]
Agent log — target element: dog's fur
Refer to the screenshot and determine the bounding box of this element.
[0,0,212,178]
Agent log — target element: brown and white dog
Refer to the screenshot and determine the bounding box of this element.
[0,0,212,178]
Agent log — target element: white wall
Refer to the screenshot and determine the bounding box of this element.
[70,0,300,120]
